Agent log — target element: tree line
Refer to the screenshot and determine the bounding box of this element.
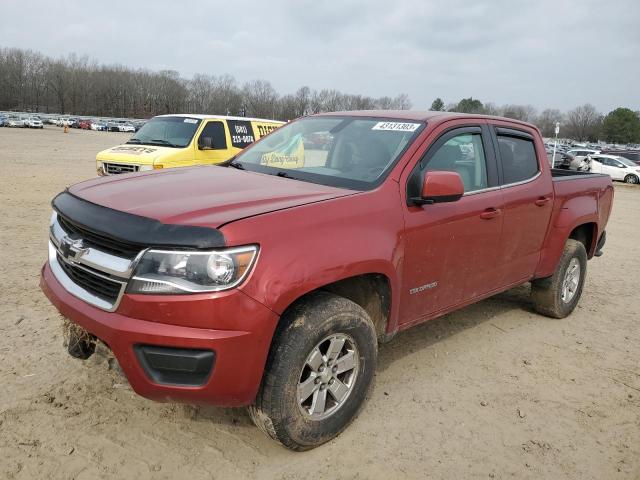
[2,46,638,143]
[430,97,640,144]
[0,47,411,121]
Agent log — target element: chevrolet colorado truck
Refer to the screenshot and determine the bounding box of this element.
[41,111,613,450]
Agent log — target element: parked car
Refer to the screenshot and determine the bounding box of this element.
[133,120,146,132]
[0,115,7,127]
[42,111,613,450]
[6,116,25,127]
[90,120,107,131]
[106,120,123,132]
[589,154,640,184]
[24,116,44,128]
[117,122,136,133]
[96,114,284,175]
[566,148,599,160]
[78,119,92,130]
[602,150,640,166]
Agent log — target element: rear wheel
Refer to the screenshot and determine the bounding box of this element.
[249,292,377,451]
[531,239,587,318]
[624,174,639,184]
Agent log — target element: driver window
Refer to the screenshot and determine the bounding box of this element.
[199,121,227,150]
[425,133,488,192]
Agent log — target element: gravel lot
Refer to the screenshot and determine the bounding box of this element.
[1,126,639,479]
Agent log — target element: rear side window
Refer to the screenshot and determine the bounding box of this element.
[199,121,227,150]
[497,135,539,185]
[227,120,256,148]
[425,133,488,192]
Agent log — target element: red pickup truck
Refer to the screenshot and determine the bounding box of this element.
[41,111,613,450]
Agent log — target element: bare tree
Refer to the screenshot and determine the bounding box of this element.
[294,86,311,117]
[564,104,601,141]
[0,46,414,120]
[482,102,502,116]
[501,104,537,123]
[242,79,279,118]
[391,93,412,110]
[536,109,564,137]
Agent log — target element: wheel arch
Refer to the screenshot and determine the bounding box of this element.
[568,222,598,258]
[536,219,600,279]
[275,273,394,344]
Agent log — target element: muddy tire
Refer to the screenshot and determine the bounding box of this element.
[248,291,377,451]
[531,239,587,318]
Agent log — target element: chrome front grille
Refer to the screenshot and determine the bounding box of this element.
[103,162,139,175]
[56,253,122,303]
[57,214,141,259]
[49,212,143,311]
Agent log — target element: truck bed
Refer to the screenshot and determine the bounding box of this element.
[550,168,609,180]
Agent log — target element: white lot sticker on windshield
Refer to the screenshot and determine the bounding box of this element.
[372,122,420,132]
[183,118,198,124]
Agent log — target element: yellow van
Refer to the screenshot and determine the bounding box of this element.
[96,114,284,175]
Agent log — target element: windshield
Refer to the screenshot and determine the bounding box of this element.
[128,116,201,148]
[617,157,637,167]
[232,116,424,190]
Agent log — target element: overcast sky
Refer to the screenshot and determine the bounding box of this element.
[1,0,638,112]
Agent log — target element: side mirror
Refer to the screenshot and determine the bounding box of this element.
[412,171,464,206]
[198,137,213,150]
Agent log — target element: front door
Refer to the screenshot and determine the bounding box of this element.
[194,121,231,165]
[400,124,504,326]
[602,157,625,180]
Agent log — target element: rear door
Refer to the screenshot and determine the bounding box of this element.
[590,156,604,174]
[491,124,554,286]
[400,122,504,326]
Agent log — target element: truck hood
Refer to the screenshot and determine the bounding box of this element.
[68,166,357,228]
[96,144,174,164]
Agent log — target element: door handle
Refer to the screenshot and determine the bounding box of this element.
[535,197,551,207]
[480,208,502,220]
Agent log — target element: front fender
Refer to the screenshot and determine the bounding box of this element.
[222,183,404,332]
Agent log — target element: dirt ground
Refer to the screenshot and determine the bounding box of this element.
[0,126,639,480]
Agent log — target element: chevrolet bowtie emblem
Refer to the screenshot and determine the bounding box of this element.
[60,235,89,263]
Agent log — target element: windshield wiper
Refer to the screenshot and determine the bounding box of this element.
[276,171,300,180]
[148,139,180,148]
[126,138,142,144]
[228,160,244,170]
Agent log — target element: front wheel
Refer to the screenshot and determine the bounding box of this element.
[531,239,587,318]
[624,174,639,184]
[249,292,377,451]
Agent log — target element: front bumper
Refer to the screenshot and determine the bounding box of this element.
[41,261,279,406]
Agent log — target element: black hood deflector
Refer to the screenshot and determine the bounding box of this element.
[52,191,226,250]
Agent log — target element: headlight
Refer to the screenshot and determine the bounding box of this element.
[127,246,258,294]
[138,164,153,172]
